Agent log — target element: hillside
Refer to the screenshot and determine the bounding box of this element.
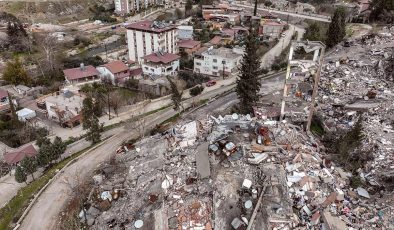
[0,0,113,24]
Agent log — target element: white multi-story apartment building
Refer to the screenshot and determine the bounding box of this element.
[115,0,164,14]
[194,47,243,77]
[114,0,130,14]
[126,20,178,63]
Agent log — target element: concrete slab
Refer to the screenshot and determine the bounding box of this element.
[196,142,211,179]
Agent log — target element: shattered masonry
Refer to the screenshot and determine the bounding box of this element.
[75,27,394,230]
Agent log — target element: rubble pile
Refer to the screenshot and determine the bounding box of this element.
[79,109,393,229]
[318,32,394,188]
[74,29,394,230]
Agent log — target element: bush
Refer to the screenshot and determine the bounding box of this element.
[179,71,210,88]
[62,55,104,68]
[190,85,204,96]
[124,79,139,89]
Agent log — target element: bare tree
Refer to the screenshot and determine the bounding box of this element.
[35,33,57,72]
[108,90,124,117]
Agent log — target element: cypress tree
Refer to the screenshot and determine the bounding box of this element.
[326,7,347,48]
[236,26,262,114]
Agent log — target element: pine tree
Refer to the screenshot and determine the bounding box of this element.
[15,165,27,184]
[326,7,347,48]
[236,26,262,114]
[20,157,37,181]
[166,76,183,112]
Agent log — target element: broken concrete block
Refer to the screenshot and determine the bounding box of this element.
[87,206,100,217]
[322,210,347,230]
[242,179,252,189]
[248,152,268,164]
[357,187,370,199]
[231,217,246,229]
[310,211,321,225]
[196,142,211,179]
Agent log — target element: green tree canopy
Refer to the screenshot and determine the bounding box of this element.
[236,26,262,114]
[15,165,27,184]
[2,57,30,85]
[20,157,37,180]
[304,22,323,41]
[326,7,347,48]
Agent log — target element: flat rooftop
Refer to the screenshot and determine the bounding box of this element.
[126,20,176,33]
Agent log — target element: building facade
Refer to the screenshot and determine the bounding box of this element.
[115,0,163,14]
[63,64,101,85]
[97,60,130,84]
[194,47,243,77]
[260,20,286,39]
[44,89,85,127]
[142,52,180,77]
[126,21,178,63]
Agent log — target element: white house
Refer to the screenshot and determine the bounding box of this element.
[45,89,85,127]
[193,47,243,77]
[142,52,180,77]
[96,60,130,84]
[126,20,178,63]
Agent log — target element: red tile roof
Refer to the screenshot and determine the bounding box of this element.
[102,60,129,74]
[63,66,100,81]
[0,89,8,99]
[143,52,180,64]
[209,36,222,45]
[130,68,143,76]
[4,144,37,165]
[178,39,201,49]
[126,20,176,33]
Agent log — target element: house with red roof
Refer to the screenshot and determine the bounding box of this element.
[3,144,38,165]
[63,64,100,85]
[259,19,287,39]
[142,52,180,77]
[178,39,201,56]
[97,60,131,84]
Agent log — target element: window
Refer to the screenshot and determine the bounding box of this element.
[213,59,217,63]
[196,62,201,66]
[213,66,218,70]
[212,72,218,76]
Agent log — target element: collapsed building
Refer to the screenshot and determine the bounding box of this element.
[71,28,394,230]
